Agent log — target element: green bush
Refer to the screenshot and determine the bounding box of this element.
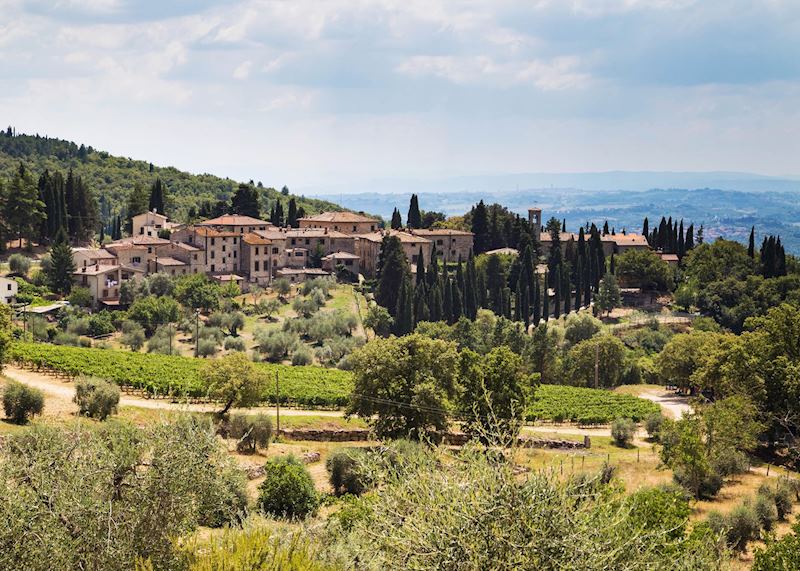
[74,378,120,420]
[258,455,318,519]
[672,467,723,500]
[644,413,665,441]
[326,448,371,496]
[291,346,313,366]
[724,503,761,553]
[758,482,794,521]
[8,254,31,275]
[228,414,273,454]
[53,331,81,346]
[611,418,635,447]
[197,338,220,357]
[224,336,246,352]
[753,494,778,532]
[2,380,44,424]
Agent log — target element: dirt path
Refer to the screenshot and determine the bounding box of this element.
[3,366,345,417]
[638,389,690,419]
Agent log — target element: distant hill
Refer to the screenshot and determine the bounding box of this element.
[328,187,800,254]
[0,129,344,225]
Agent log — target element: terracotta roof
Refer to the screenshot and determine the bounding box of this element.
[322,252,360,260]
[171,242,201,251]
[299,211,379,224]
[106,243,147,251]
[73,265,120,276]
[410,229,474,237]
[485,247,519,256]
[609,233,649,246]
[242,233,273,245]
[276,268,331,276]
[660,253,680,262]
[116,236,171,245]
[212,274,245,281]
[72,248,117,259]
[156,257,186,267]
[189,227,240,238]
[356,230,430,245]
[284,228,352,239]
[197,215,272,226]
[540,232,581,242]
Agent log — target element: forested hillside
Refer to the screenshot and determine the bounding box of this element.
[0,128,342,225]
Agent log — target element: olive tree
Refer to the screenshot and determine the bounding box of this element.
[200,352,266,415]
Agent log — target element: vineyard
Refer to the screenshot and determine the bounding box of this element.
[7,342,353,408]
[528,384,660,425]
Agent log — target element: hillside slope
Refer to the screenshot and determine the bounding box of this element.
[0,129,343,223]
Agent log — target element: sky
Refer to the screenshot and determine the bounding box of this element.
[2,0,800,194]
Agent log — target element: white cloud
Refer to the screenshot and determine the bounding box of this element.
[233,60,252,80]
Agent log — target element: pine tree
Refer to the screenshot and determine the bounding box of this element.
[428,282,443,322]
[413,280,429,325]
[391,208,402,229]
[443,276,453,324]
[451,279,463,323]
[642,217,650,244]
[678,219,685,258]
[4,163,44,248]
[532,272,541,326]
[602,221,609,236]
[407,194,422,229]
[486,254,505,315]
[464,252,478,319]
[287,198,298,227]
[47,228,75,295]
[471,200,490,254]
[685,224,695,251]
[542,271,550,322]
[148,178,165,214]
[748,226,755,258]
[574,256,583,312]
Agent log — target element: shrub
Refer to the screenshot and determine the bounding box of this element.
[254,329,299,362]
[258,455,318,519]
[673,467,723,500]
[2,380,44,424]
[326,448,372,496]
[74,378,120,420]
[198,338,220,357]
[228,414,272,454]
[725,503,761,553]
[120,320,146,351]
[758,482,794,521]
[611,418,635,447]
[8,254,31,275]
[68,286,94,308]
[291,346,313,366]
[644,413,665,441]
[53,332,81,346]
[754,494,778,532]
[224,336,246,352]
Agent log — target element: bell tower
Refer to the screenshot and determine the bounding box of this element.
[528,207,542,243]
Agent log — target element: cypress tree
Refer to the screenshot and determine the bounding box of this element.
[748,226,755,258]
[391,208,402,229]
[287,198,298,227]
[451,280,463,323]
[427,246,439,289]
[471,200,490,254]
[476,267,487,309]
[574,256,583,312]
[546,217,562,287]
[685,224,694,251]
[562,219,566,232]
[148,178,165,214]
[678,219,685,258]
[464,252,478,319]
[428,282,443,322]
[413,280,429,324]
[642,217,649,244]
[407,194,422,229]
[275,200,284,226]
[376,236,410,317]
[393,275,414,335]
[602,221,609,236]
[697,225,704,244]
[415,246,426,288]
[443,277,453,324]
[553,265,561,320]
[542,271,550,321]
[532,272,541,326]
[486,254,505,315]
[609,253,616,275]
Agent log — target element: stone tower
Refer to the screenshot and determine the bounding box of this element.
[528,207,542,243]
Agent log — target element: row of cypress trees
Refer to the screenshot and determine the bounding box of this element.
[642,216,696,258]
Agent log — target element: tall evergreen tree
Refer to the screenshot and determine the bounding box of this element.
[486,254,505,315]
[428,282,443,322]
[391,208,402,229]
[393,275,414,335]
[47,228,75,295]
[542,271,550,321]
[230,183,260,218]
[442,276,453,324]
[488,208,504,250]
[748,226,755,258]
[376,236,410,317]
[574,256,583,312]
[126,184,149,233]
[148,178,165,214]
[464,252,478,319]
[451,280,463,323]
[546,217,562,287]
[415,246,426,288]
[287,198,298,227]
[471,200,490,254]
[4,163,44,248]
[642,217,650,244]
[532,272,541,326]
[71,174,99,242]
[407,194,422,229]
[685,224,695,251]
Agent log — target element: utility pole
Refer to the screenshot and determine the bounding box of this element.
[275,371,280,436]
[594,342,600,389]
[194,310,200,357]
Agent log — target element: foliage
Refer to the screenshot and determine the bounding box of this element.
[179,526,337,571]
[201,352,266,415]
[655,331,726,391]
[645,412,666,441]
[7,253,31,275]
[363,304,392,338]
[174,274,222,312]
[67,286,93,308]
[0,304,13,370]
[126,295,180,335]
[323,443,722,570]
[527,384,659,424]
[753,522,800,570]
[616,249,674,291]
[0,417,247,570]
[347,334,459,440]
[326,448,372,496]
[9,342,353,407]
[611,418,635,447]
[119,320,144,352]
[254,328,300,362]
[2,379,44,424]
[459,346,534,441]
[223,335,246,352]
[258,455,319,520]
[595,273,621,315]
[74,377,120,420]
[565,334,626,388]
[291,346,314,365]
[563,312,602,346]
[227,413,272,454]
[146,323,178,355]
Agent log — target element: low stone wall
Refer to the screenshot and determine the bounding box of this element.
[278,428,371,442]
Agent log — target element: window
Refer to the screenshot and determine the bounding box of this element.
[291,238,296,245]
[320,239,325,245]
[211,238,216,246]
[305,238,310,245]
[345,260,353,266]
[255,261,260,271]
[222,245,226,252]
[7,283,11,290]
[255,247,259,255]
[139,227,144,234]
[352,225,357,232]
[210,251,215,259]
[193,254,198,261]
[436,239,443,245]
[147,247,152,254]
[233,237,238,244]
[272,247,278,254]
[371,225,376,231]
[210,264,215,272]
[412,255,418,263]
[132,256,141,264]
[102,289,108,298]
[233,251,237,258]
